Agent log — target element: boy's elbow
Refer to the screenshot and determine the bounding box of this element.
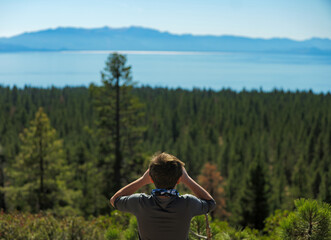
[208,199,216,213]
[110,197,115,207]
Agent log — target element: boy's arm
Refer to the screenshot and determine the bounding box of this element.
[110,169,152,207]
[180,167,214,201]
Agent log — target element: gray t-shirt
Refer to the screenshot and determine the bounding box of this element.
[114,193,216,240]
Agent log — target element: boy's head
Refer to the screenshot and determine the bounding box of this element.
[149,152,185,189]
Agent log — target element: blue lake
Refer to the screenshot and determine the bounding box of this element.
[0,51,330,93]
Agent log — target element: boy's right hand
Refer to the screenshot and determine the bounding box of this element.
[179,166,214,201]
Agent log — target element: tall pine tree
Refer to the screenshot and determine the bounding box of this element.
[90,53,145,201]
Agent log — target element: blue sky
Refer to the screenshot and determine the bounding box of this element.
[1,0,331,40]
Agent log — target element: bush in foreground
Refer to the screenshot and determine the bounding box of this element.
[0,211,109,240]
[280,199,331,240]
[1,199,330,240]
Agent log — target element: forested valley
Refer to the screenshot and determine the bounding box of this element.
[0,54,331,239]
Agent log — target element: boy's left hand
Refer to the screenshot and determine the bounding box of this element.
[141,169,153,185]
[110,168,153,207]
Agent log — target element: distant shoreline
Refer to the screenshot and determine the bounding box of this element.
[0,84,329,95]
[1,49,331,56]
[60,50,233,55]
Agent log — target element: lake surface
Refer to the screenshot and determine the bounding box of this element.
[0,51,330,93]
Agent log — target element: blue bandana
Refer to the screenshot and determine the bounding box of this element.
[151,189,179,197]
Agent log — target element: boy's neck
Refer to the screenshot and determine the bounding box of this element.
[151,188,179,197]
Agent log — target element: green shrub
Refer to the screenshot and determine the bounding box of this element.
[263,209,289,239]
[192,216,261,240]
[190,215,208,239]
[123,216,138,240]
[109,210,131,228]
[0,211,106,240]
[280,198,331,240]
[104,227,121,240]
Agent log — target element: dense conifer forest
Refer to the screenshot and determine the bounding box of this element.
[0,54,331,239]
[1,85,330,213]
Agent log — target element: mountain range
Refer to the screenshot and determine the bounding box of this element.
[0,26,331,54]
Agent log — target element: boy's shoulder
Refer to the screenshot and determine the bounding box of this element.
[129,193,150,198]
[180,194,198,199]
[117,193,203,203]
[116,193,215,215]
[137,193,197,199]
[136,193,199,200]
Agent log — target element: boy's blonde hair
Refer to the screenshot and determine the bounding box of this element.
[149,152,185,189]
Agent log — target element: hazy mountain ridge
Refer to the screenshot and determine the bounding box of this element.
[0,26,330,54]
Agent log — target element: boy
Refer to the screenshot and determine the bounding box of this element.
[110,152,216,240]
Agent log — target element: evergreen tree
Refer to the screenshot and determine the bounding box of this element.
[319,169,331,204]
[4,108,76,213]
[291,155,310,199]
[90,53,145,199]
[237,159,270,230]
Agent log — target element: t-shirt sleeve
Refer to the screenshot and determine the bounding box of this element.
[186,195,216,217]
[114,193,141,214]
